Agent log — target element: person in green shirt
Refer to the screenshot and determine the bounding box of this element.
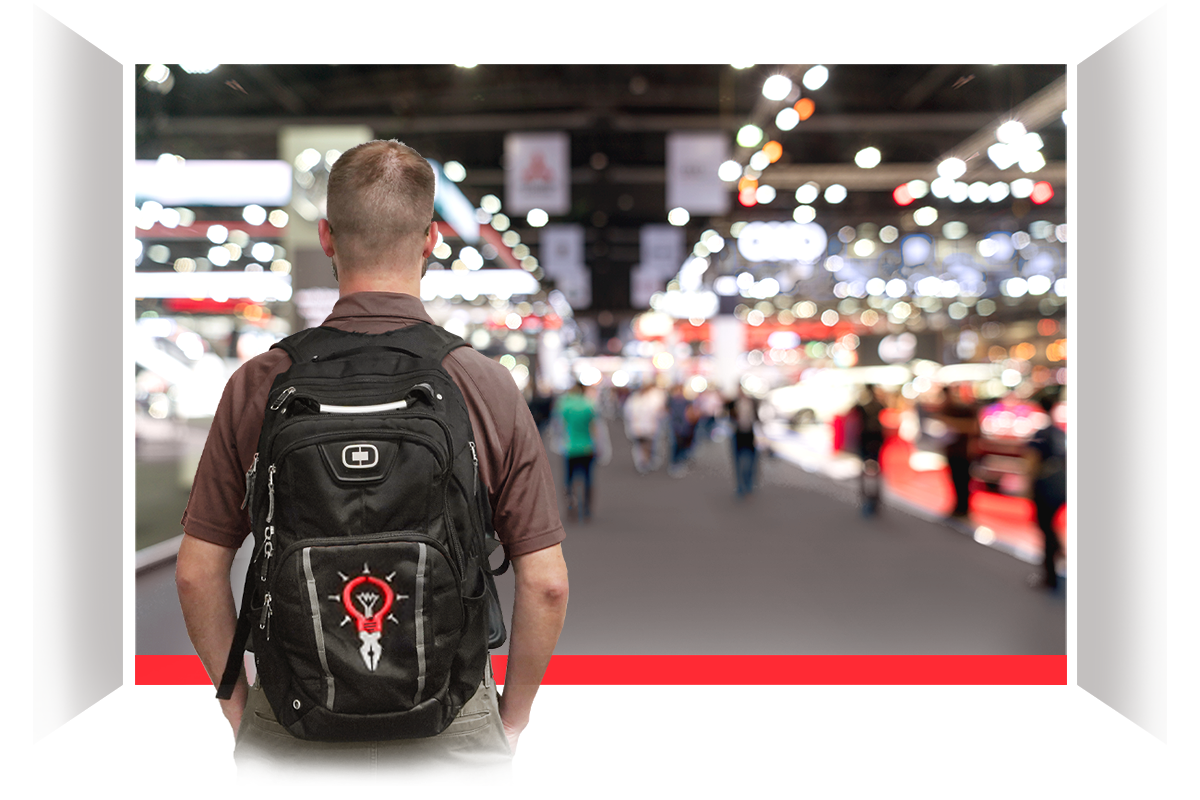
[554,380,598,521]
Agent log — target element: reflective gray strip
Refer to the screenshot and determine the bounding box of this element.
[413,543,427,704]
[302,547,336,709]
[319,398,408,414]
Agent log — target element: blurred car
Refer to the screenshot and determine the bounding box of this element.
[764,364,911,429]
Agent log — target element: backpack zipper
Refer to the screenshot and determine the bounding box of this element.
[266,465,277,523]
[241,453,259,511]
[259,592,273,640]
[258,525,274,582]
[267,529,462,593]
[469,441,478,496]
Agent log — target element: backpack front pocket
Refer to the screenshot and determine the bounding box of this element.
[263,532,465,716]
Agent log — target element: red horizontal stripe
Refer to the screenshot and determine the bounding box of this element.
[136,654,1065,686]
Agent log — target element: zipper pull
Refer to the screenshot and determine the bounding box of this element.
[270,387,296,411]
[258,526,274,582]
[469,441,479,495]
[240,453,259,510]
[266,465,276,523]
[259,593,273,640]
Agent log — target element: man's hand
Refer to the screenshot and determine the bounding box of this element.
[176,534,245,738]
[496,544,568,757]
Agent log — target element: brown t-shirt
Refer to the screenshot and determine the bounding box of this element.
[180,291,565,559]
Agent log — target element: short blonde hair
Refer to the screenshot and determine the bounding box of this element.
[325,140,436,267]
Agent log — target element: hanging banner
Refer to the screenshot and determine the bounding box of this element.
[539,224,586,278]
[666,131,730,216]
[505,132,571,215]
[640,224,686,277]
[554,265,591,309]
[630,264,664,309]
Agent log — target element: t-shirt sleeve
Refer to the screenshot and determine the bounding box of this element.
[180,352,288,549]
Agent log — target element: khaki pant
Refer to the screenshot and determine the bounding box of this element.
[234,661,512,781]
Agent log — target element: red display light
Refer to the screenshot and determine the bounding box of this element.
[1031,181,1054,204]
[892,184,915,206]
[738,187,758,207]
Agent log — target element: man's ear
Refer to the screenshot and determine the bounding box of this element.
[318,218,336,257]
[422,222,439,258]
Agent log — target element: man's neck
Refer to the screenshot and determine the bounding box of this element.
[336,264,422,298]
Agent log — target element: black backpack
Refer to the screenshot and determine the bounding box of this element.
[216,322,508,742]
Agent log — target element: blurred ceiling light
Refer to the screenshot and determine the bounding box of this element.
[158,207,181,228]
[143,64,171,84]
[1019,132,1045,153]
[1054,278,1068,296]
[855,146,882,169]
[802,65,829,91]
[490,213,511,231]
[1055,224,1068,241]
[222,242,242,261]
[433,242,452,259]
[443,161,467,182]
[512,243,531,259]
[795,182,820,204]
[930,176,955,198]
[207,245,231,267]
[794,97,815,120]
[838,225,856,243]
[1027,274,1053,295]
[251,242,275,262]
[1031,181,1055,204]
[742,165,762,180]
[702,230,725,251]
[824,184,847,204]
[718,160,742,181]
[949,182,970,203]
[776,107,800,131]
[731,62,755,69]
[1019,151,1047,173]
[763,141,784,163]
[821,309,839,326]
[295,148,322,172]
[942,221,969,240]
[527,208,549,227]
[693,242,710,258]
[206,224,229,244]
[481,194,502,213]
[460,246,484,270]
[755,185,777,204]
[668,207,691,226]
[912,206,938,226]
[176,207,196,227]
[737,124,764,148]
[906,179,929,199]
[937,157,967,180]
[987,142,1019,170]
[977,238,999,258]
[988,182,1011,203]
[853,239,875,257]
[730,221,748,238]
[793,205,816,223]
[886,279,908,298]
[474,207,492,225]
[179,63,219,74]
[455,63,477,69]
[1002,277,1029,298]
[968,181,990,203]
[749,151,771,171]
[1010,178,1035,199]
[880,225,898,243]
[825,255,844,272]
[501,230,521,247]
[271,259,292,274]
[1012,231,1032,249]
[147,244,170,263]
[866,278,886,296]
[1061,109,1072,126]
[996,120,1027,143]
[324,149,342,168]
[174,257,196,273]
[242,204,267,226]
[762,74,793,101]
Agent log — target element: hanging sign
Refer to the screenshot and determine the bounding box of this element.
[505,132,571,215]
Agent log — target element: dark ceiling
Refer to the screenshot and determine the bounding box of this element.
[136,64,1067,313]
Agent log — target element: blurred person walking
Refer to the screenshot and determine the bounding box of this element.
[174,140,568,776]
[726,386,761,497]
[624,383,665,474]
[694,387,723,443]
[666,384,699,477]
[938,382,981,522]
[1024,390,1067,591]
[852,384,887,516]
[554,380,600,521]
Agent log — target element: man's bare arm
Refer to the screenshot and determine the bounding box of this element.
[496,543,568,753]
[176,534,247,736]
